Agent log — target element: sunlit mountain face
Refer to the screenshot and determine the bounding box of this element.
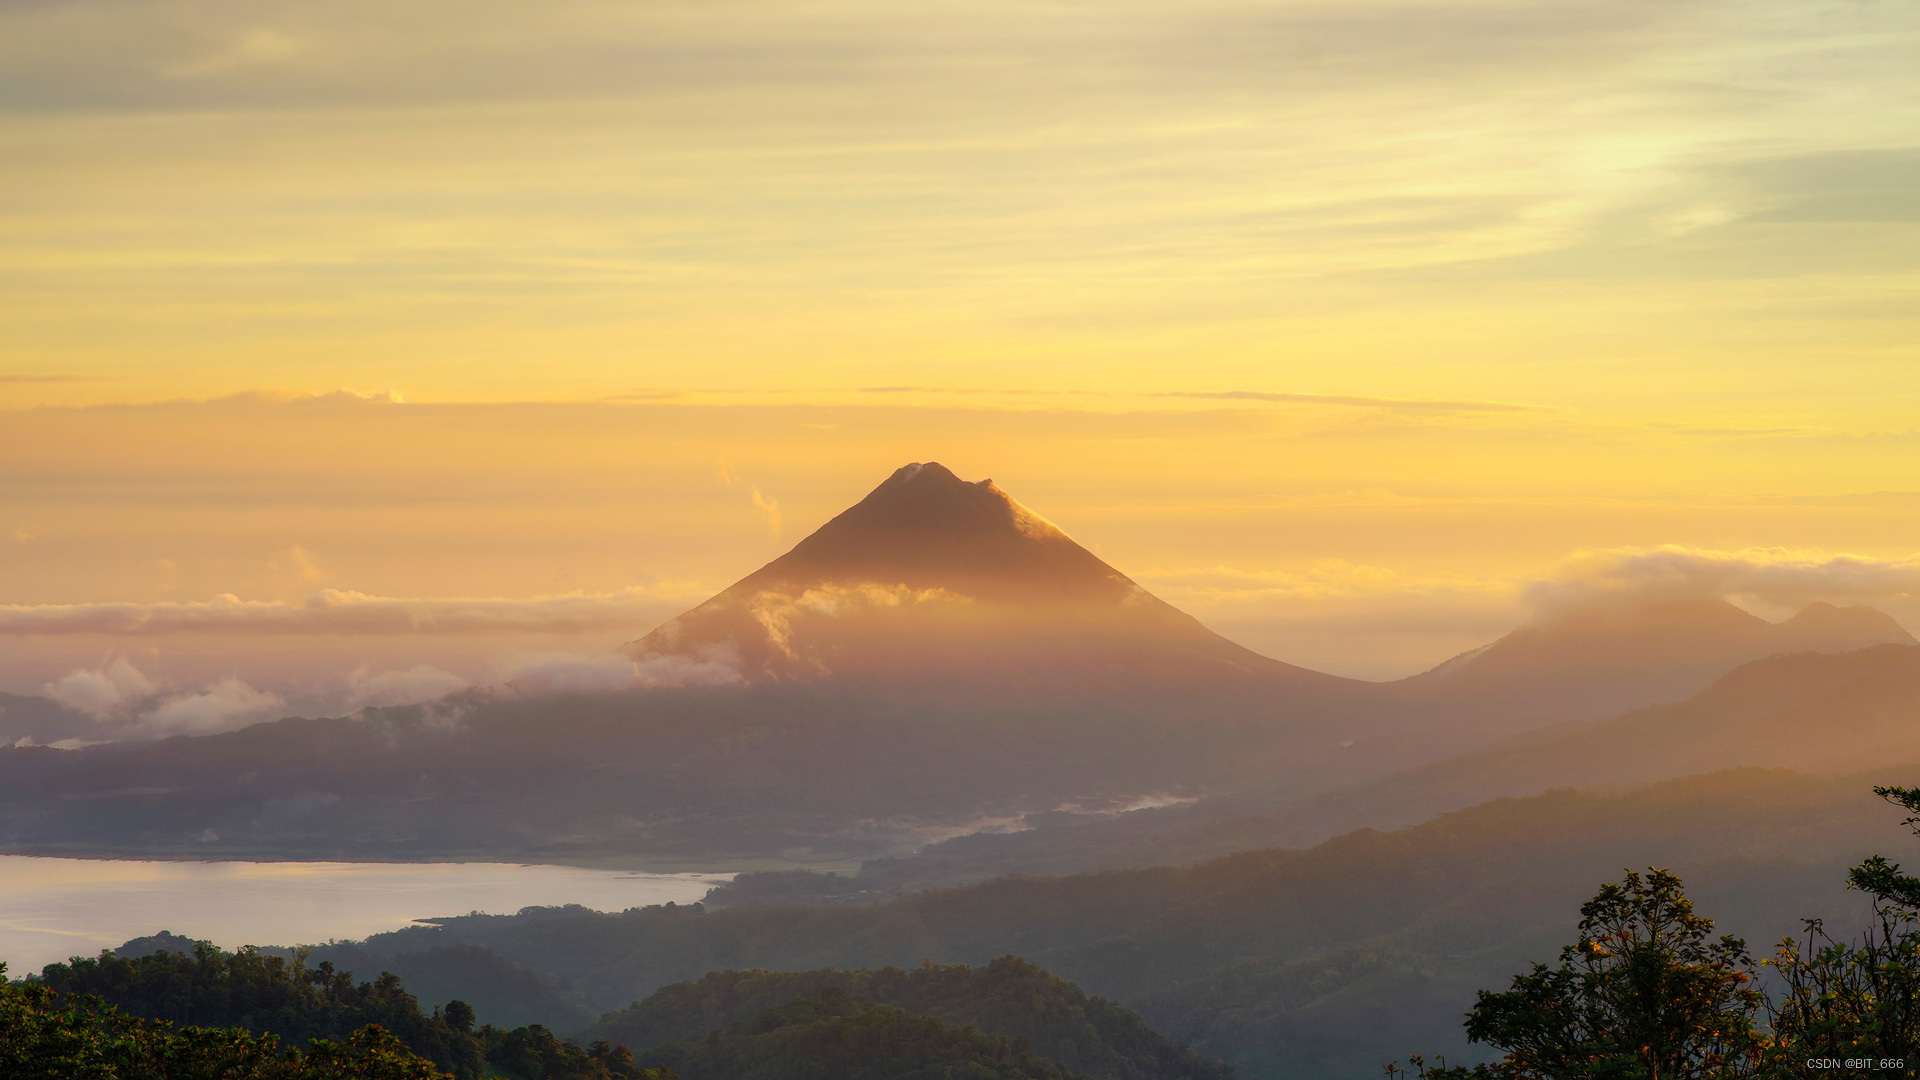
[627,462,1350,700]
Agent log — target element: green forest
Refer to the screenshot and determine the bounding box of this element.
[11,778,1920,1077]
[294,766,1894,1076]
[15,947,661,1080]
[6,945,1234,1079]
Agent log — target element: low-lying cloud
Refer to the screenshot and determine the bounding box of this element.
[0,586,692,636]
[505,647,745,695]
[1529,546,1920,614]
[346,664,471,710]
[44,658,156,719]
[143,679,283,735]
[44,659,281,735]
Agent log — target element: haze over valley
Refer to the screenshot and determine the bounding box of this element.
[9,461,1920,1076]
[5,0,1918,1074]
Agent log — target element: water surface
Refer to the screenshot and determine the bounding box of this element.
[0,855,729,976]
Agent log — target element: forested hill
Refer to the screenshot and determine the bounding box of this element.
[316,764,1908,1078]
[25,942,1214,1080]
[635,990,1097,1080]
[583,956,1233,1080]
[29,944,658,1080]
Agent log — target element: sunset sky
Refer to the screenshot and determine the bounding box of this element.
[3,0,1918,718]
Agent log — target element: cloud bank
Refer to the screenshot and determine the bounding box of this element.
[0,587,687,636]
[143,679,284,735]
[1529,546,1920,614]
[346,664,471,710]
[44,660,281,735]
[505,648,745,695]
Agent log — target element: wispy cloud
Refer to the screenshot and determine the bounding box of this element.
[503,648,744,694]
[1156,391,1540,413]
[143,679,282,735]
[346,664,470,710]
[718,465,783,537]
[0,587,696,636]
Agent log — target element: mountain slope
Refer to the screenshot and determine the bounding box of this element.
[0,692,95,747]
[1393,595,1913,731]
[1352,641,1920,829]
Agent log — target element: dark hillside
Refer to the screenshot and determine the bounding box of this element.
[638,990,1092,1080]
[583,956,1232,1080]
[29,943,651,1080]
[316,765,1903,1077]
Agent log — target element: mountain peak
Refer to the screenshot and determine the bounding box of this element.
[816,461,1059,543]
[626,463,1340,690]
[1777,600,1916,650]
[742,461,1115,605]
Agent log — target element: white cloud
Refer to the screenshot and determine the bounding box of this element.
[141,679,282,735]
[0,586,697,636]
[1528,545,1920,614]
[735,583,960,659]
[44,659,156,719]
[42,660,279,734]
[506,647,744,695]
[346,664,470,710]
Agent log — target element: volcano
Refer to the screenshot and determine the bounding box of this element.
[626,462,1350,699]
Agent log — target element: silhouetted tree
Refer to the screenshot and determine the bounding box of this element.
[1388,869,1767,1079]
[1763,786,1920,1076]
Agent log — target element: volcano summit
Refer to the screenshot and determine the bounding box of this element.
[626,462,1346,697]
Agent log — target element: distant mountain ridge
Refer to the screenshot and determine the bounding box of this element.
[627,460,1913,736]
[1392,595,1914,731]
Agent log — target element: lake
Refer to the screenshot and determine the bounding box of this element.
[0,855,731,976]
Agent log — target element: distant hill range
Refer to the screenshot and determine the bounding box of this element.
[0,462,1913,863]
[761,641,1920,896]
[301,763,1912,1080]
[1393,592,1913,731]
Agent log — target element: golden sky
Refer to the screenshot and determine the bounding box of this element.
[2,0,1918,713]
